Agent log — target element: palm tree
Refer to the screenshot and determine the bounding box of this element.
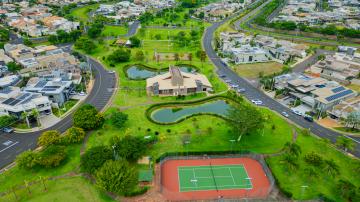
[323,159,340,177]
[304,167,318,180]
[31,109,40,127]
[283,142,302,157]
[336,136,355,152]
[21,111,30,128]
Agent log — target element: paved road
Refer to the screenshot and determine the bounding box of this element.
[203,5,360,157]
[0,49,116,169]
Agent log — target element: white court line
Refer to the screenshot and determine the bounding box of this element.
[192,168,198,187]
[243,166,253,189]
[0,141,19,153]
[228,168,236,185]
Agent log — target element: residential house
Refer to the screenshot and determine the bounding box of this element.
[329,96,360,120]
[0,86,52,118]
[230,45,270,64]
[24,77,74,106]
[146,66,212,96]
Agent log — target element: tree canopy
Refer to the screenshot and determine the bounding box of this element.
[227,102,265,141]
[37,130,61,147]
[96,160,138,195]
[80,146,113,174]
[110,135,147,162]
[109,111,128,129]
[73,104,104,130]
[107,49,131,63]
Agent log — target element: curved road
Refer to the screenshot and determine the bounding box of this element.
[0,55,116,169]
[203,3,360,157]
[0,11,142,170]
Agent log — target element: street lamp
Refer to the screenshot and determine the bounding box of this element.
[112,144,117,160]
[184,141,190,158]
[229,139,235,153]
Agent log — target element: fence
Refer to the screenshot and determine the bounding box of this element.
[157,152,276,201]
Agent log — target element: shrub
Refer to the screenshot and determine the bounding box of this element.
[123,186,149,197]
[96,160,138,195]
[80,146,113,174]
[304,152,323,166]
[38,130,61,147]
[109,111,128,129]
[62,127,86,144]
[16,150,38,169]
[37,145,67,168]
[73,104,104,130]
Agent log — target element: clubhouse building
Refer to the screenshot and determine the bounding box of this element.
[146,66,212,96]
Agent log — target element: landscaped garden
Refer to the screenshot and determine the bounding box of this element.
[1,1,359,202]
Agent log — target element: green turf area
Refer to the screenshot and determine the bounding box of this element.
[178,164,252,192]
[101,25,128,37]
[69,4,99,23]
[232,62,284,79]
[1,176,114,202]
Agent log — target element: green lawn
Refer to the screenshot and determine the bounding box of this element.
[69,4,99,23]
[232,62,284,79]
[0,176,114,202]
[267,134,360,201]
[101,25,128,37]
[347,84,360,93]
[0,144,82,193]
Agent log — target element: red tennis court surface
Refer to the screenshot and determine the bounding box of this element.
[160,157,271,201]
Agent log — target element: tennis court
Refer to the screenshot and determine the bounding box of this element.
[178,164,252,192]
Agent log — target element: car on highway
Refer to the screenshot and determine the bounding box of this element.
[291,109,302,116]
[281,111,289,117]
[251,99,263,105]
[2,127,14,133]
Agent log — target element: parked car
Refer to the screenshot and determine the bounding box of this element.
[281,111,289,117]
[108,70,115,74]
[2,127,14,133]
[69,91,77,95]
[224,79,232,83]
[237,88,246,93]
[78,91,86,96]
[219,74,226,78]
[304,115,314,122]
[291,109,302,116]
[230,84,239,88]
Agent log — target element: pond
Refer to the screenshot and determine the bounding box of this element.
[126,65,197,80]
[150,100,231,123]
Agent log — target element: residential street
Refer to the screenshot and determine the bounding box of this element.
[202,5,360,158]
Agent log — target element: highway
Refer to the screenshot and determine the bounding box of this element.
[202,2,360,157]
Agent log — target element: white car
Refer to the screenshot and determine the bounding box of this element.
[251,99,263,105]
[78,91,86,96]
[69,91,77,95]
[237,88,246,93]
[291,109,302,116]
[108,70,115,74]
[281,112,289,117]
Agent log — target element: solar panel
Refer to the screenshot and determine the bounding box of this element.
[9,99,21,106]
[34,80,48,88]
[0,88,12,94]
[2,98,15,105]
[325,89,354,102]
[331,86,345,93]
[17,93,31,101]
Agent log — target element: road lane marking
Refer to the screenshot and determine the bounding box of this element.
[0,141,19,152]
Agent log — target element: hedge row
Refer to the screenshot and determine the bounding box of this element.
[156,150,253,163]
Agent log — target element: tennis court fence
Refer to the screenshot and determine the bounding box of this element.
[157,151,276,200]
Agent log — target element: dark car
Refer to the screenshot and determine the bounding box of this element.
[2,127,14,133]
[304,115,314,122]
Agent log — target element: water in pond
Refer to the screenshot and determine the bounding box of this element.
[126,65,196,79]
[151,100,231,123]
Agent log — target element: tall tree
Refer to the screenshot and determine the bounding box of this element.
[96,160,138,195]
[227,103,265,141]
[323,159,340,177]
[73,104,104,130]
